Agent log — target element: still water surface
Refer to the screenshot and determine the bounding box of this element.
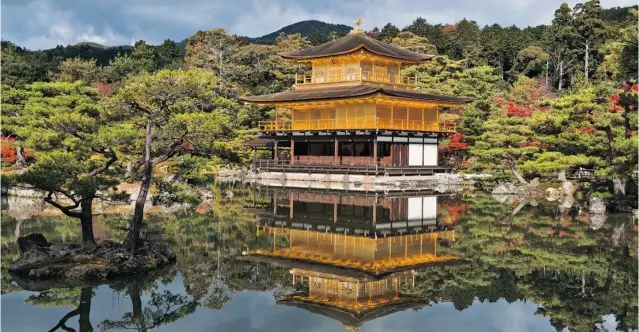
[1,186,637,332]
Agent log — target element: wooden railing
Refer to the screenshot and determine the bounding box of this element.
[258,118,456,133]
[295,69,417,86]
[253,159,454,175]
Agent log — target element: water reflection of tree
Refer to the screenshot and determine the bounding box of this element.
[46,287,93,332]
[162,186,291,309]
[431,192,638,331]
[99,284,197,331]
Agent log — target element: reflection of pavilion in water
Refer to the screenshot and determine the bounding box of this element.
[244,189,461,330]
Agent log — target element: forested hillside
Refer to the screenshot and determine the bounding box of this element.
[249,20,352,44]
[1,1,637,197]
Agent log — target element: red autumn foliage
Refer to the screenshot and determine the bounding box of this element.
[366,31,379,39]
[520,140,542,147]
[507,102,533,117]
[439,133,469,152]
[1,135,32,165]
[442,24,457,34]
[576,127,594,134]
[181,138,195,151]
[440,203,468,224]
[92,82,114,97]
[1,138,18,164]
[609,93,620,105]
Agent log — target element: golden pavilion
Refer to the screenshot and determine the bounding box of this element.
[241,19,473,176]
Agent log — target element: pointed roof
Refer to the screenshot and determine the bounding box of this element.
[277,294,428,330]
[279,32,433,62]
[240,85,474,105]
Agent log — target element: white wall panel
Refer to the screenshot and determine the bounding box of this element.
[423,144,438,166]
[422,196,437,219]
[409,144,424,166]
[407,197,423,220]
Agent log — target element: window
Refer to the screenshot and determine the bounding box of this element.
[339,143,354,156]
[308,143,332,156]
[355,143,372,157]
[346,68,356,80]
[316,71,325,83]
[295,142,309,156]
[339,143,373,156]
[378,143,391,157]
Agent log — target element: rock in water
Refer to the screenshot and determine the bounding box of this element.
[557,170,567,182]
[17,233,51,253]
[10,233,176,281]
[589,196,607,214]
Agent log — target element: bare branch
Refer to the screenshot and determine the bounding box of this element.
[44,192,82,218]
[88,149,118,177]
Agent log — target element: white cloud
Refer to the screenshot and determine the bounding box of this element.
[4,0,131,50]
[2,0,637,49]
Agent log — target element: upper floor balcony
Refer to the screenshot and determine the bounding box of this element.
[258,118,456,133]
[295,69,418,88]
[258,102,454,134]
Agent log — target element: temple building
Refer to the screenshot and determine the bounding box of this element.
[242,19,473,176]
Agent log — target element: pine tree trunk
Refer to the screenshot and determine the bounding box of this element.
[584,41,589,82]
[125,117,153,249]
[613,177,627,196]
[508,158,528,185]
[125,161,133,179]
[15,146,26,166]
[80,198,96,245]
[558,61,564,90]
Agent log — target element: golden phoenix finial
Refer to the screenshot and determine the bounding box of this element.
[354,18,362,29]
[350,18,364,34]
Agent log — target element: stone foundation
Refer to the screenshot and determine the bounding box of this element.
[247,171,488,192]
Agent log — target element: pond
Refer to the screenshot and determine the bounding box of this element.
[1,186,637,332]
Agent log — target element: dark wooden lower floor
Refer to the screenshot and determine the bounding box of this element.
[251,132,444,171]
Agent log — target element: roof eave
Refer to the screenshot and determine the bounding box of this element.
[279,45,432,63]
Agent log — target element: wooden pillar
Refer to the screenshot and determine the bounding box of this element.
[372,194,377,226]
[334,135,339,166]
[274,141,279,161]
[289,191,294,219]
[273,195,277,215]
[290,139,295,165]
[333,195,338,224]
[373,138,378,172]
[390,105,394,129]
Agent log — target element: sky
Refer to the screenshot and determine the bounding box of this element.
[1,0,635,50]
